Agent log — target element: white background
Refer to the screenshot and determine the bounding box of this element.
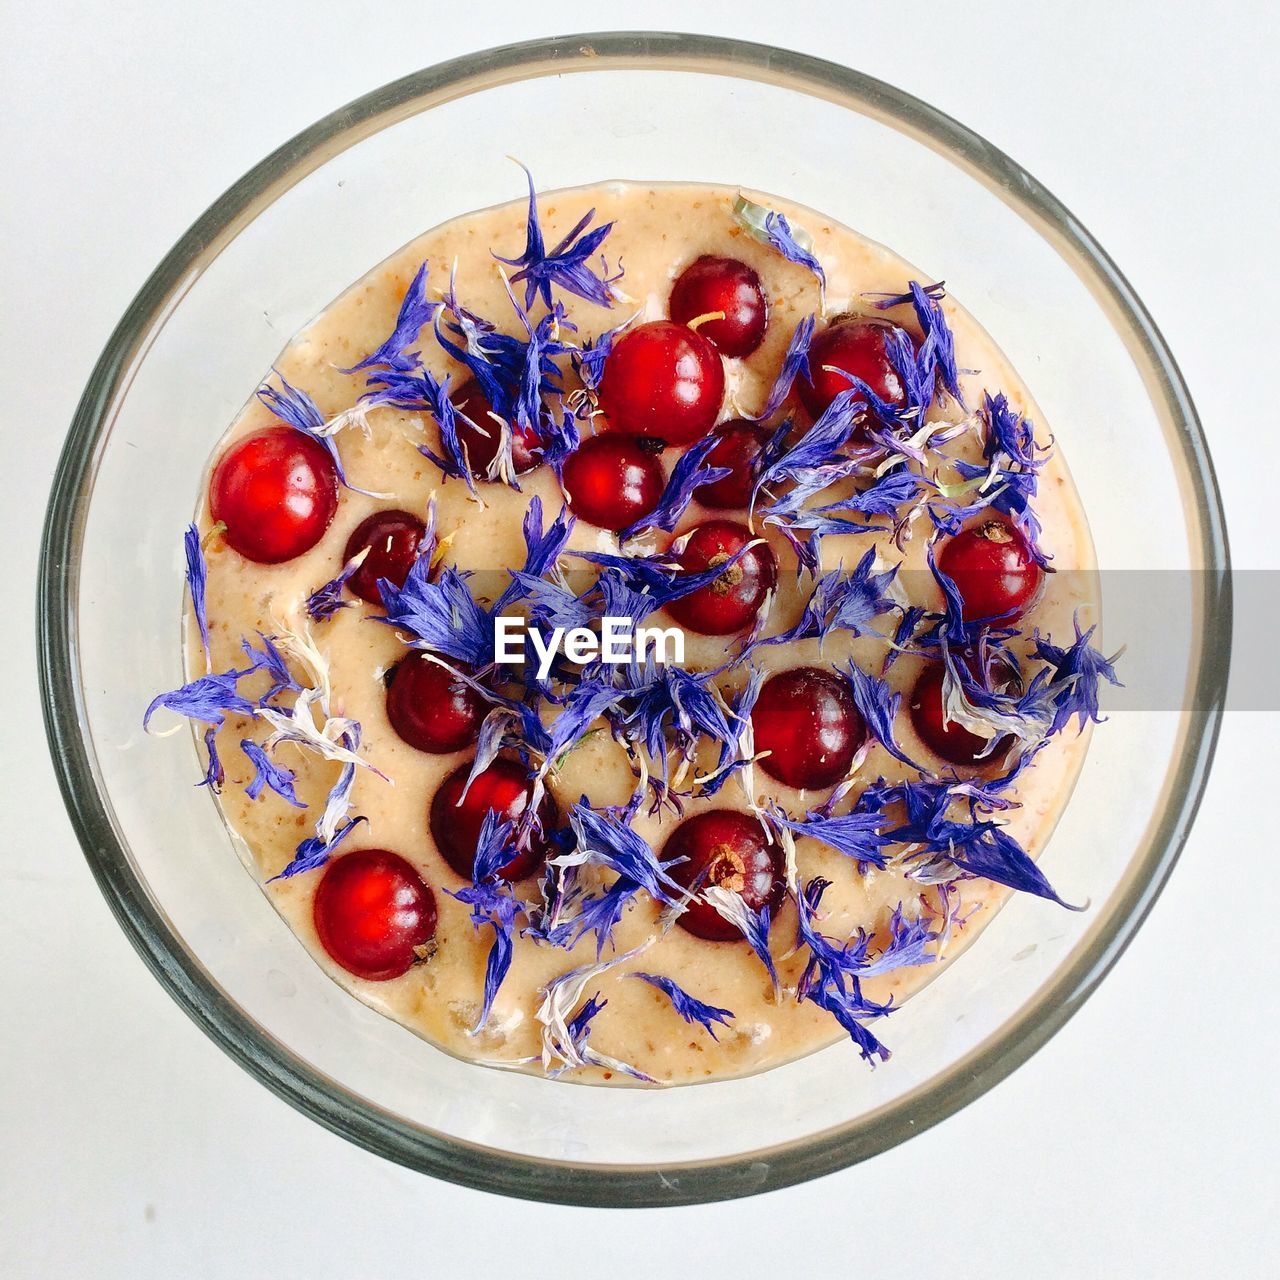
[3,3,1276,1276]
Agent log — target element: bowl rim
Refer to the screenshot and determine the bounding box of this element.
[37,30,1232,1207]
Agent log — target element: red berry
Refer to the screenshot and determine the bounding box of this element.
[561,433,665,531]
[798,319,908,420]
[342,509,427,604]
[908,657,1021,767]
[669,256,768,358]
[313,849,437,981]
[209,426,339,563]
[598,320,725,445]
[938,517,1043,623]
[661,810,785,942]
[752,667,866,790]
[386,654,484,754]
[430,758,557,882]
[666,520,777,636]
[451,380,542,478]
[697,419,771,510]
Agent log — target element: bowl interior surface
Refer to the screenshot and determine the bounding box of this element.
[41,34,1227,1205]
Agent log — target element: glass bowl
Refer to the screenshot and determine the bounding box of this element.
[38,32,1230,1206]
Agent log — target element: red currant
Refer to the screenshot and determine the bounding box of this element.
[342,509,427,604]
[451,379,542,477]
[561,434,665,531]
[669,256,768,358]
[209,427,338,563]
[312,849,437,981]
[908,657,1021,767]
[666,521,777,636]
[938,518,1043,623]
[386,655,485,754]
[798,318,908,420]
[430,758,557,882]
[661,810,785,942]
[696,419,771,510]
[751,667,866,790]
[598,320,725,445]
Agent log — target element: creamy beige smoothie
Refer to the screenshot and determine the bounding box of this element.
[176,181,1100,1085]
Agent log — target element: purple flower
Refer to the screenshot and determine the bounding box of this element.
[937,644,1054,751]
[616,663,737,800]
[883,606,926,673]
[421,274,572,486]
[256,370,377,496]
[752,386,864,504]
[937,457,1048,565]
[305,550,367,622]
[763,213,824,287]
[872,280,963,404]
[143,669,256,732]
[256,369,325,435]
[926,539,982,645]
[702,890,778,990]
[199,727,224,791]
[984,391,1045,471]
[770,803,892,869]
[572,540,761,627]
[823,552,900,636]
[820,468,927,520]
[1033,618,1124,735]
[839,659,920,768]
[495,164,622,310]
[795,877,869,978]
[732,195,825,293]
[537,405,582,475]
[617,436,731,541]
[433,277,527,413]
[446,812,524,1030]
[751,315,814,420]
[339,261,440,374]
[563,801,683,905]
[509,296,570,442]
[560,994,656,1084]
[505,573,598,634]
[240,739,305,808]
[494,496,575,613]
[937,821,1078,908]
[856,776,1077,908]
[377,557,495,668]
[240,633,302,700]
[923,394,1052,564]
[879,323,936,422]
[753,548,897,651]
[528,680,633,764]
[811,361,911,435]
[570,545,683,588]
[565,878,642,957]
[857,904,942,978]
[538,950,657,1082]
[183,525,211,669]
[592,570,669,632]
[793,877,895,1063]
[631,973,734,1039]
[565,992,607,1043]
[757,497,878,576]
[571,324,622,398]
[363,365,477,491]
[270,816,366,882]
[804,978,892,1063]
[270,726,367,881]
